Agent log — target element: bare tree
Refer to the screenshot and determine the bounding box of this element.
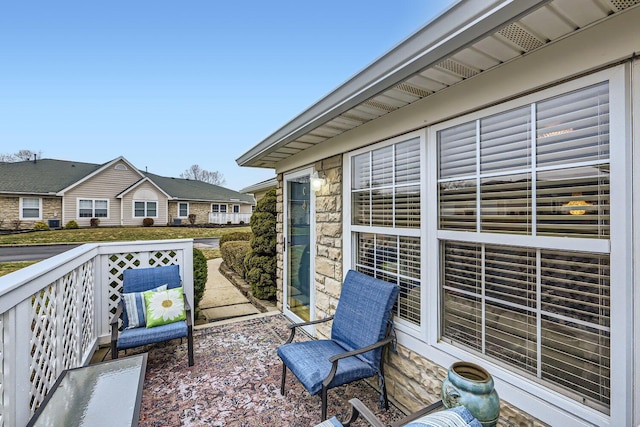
[0,149,42,162]
[180,164,226,186]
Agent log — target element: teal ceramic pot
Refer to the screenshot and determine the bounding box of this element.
[441,361,500,427]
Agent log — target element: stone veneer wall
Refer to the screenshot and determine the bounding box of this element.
[0,196,62,229]
[275,155,546,426]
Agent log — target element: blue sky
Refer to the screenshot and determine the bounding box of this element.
[0,1,454,191]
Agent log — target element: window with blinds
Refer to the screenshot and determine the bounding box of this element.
[352,138,421,229]
[355,233,421,325]
[351,137,422,325]
[438,82,611,412]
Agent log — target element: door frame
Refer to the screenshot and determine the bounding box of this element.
[282,167,316,332]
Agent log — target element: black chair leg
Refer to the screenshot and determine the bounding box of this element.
[280,364,287,395]
[187,328,194,366]
[380,365,389,410]
[321,386,328,421]
[111,341,118,360]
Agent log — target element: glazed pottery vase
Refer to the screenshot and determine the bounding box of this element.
[441,361,500,427]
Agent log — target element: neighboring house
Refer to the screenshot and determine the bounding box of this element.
[240,177,277,205]
[238,1,640,426]
[0,156,254,229]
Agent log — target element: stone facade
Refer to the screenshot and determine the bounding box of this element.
[275,153,546,425]
[0,196,63,229]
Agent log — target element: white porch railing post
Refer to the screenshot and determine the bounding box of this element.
[12,301,34,426]
[95,254,109,342]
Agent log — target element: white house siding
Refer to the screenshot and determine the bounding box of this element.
[273,8,640,427]
[62,161,142,227]
[120,181,168,226]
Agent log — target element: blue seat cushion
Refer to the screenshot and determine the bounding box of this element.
[278,339,377,396]
[117,319,188,350]
[405,406,482,427]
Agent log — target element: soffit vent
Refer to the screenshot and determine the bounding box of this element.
[610,0,640,10]
[436,58,480,79]
[393,82,432,98]
[363,99,398,113]
[497,22,545,52]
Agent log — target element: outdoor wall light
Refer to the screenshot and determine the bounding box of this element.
[310,171,325,192]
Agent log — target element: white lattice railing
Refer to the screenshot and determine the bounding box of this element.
[0,239,194,427]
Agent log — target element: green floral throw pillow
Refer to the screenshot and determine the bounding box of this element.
[144,287,186,328]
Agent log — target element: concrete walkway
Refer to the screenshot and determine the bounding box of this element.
[199,258,261,322]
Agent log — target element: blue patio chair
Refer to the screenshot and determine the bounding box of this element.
[278,270,399,421]
[110,265,194,366]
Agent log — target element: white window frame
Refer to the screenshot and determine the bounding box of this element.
[77,198,109,219]
[178,202,189,218]
[343,66,630,426]
[20,197,42,220]
[133,200,157,218]
[232,204,240,213]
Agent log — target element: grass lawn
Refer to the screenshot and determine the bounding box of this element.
[0,227,242,277]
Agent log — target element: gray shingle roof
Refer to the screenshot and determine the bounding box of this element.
[0,159,101,194]
[0,158,254,203]
[142,172,254,203]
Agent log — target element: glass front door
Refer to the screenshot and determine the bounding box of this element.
[284,171,313,323]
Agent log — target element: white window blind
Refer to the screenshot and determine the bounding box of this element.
[355,233,421,325]
[352,138,421,229]
[438,82,611,413]
[351,137,422,325]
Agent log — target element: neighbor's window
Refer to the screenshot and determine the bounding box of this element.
[78,199,108,218]
[233,204,240,213]
[178,202,188,217]
[438,82,610,412]
[134,201,157,217]
[21,197,41,219]
[350,137,422,325]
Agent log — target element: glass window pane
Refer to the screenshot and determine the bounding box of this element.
[480,106,531,173]
[481,173,531,234]
[536,83,609,168]
[439,180,476,231]
[537,166,609,238]
[179,203,188,216]
[439,121,476,179]
[395,138,420,184]
[371,188,393,227]
[211,204,219,213]
[134,202,145,217]
[486,302,537,373]
[352,152,371,190]
[395,185,420,229]
[220,205,227,213]
[371,146,393,187]
[147,202,157,216]
[351,191,370,226]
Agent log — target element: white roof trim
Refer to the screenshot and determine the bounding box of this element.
[56,156,144,196]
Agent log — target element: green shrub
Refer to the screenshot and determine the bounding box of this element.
[142,217,154,227]
[33,221,50,231]
[219,231,253,246]
[244,254,277,299]
[220,241,251,278]
[193,248,208,309]
[65,220,79,229]
[244,189,277,300]
[90,218,100,227]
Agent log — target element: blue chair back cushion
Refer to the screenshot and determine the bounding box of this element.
[331,270,399,367]
[123,265,181,293]
[122,265,181,328]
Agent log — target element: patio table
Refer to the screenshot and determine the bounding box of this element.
[27,353,147,427]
